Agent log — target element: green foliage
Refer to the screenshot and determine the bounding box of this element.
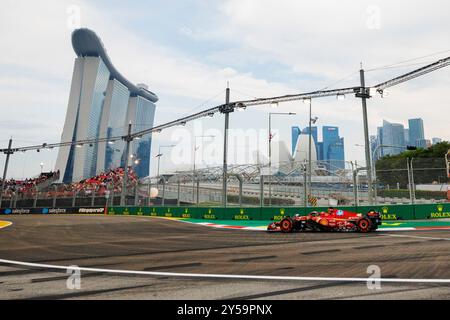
[376,142,449,186]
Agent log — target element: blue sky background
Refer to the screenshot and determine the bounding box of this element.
[1,0,450,178]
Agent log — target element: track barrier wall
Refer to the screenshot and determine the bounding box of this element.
[1,203,449,220]
[105,203,450,221]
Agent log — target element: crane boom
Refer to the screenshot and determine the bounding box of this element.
[3,55,450,154]
[374,56,450,92]
[130,86,360,139]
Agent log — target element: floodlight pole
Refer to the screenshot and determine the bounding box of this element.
[0,138,13,207]
[358,69,374,205]
[120,123,133,206]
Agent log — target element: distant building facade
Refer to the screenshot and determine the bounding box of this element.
[373,117,437,157]
[291,125,345,172]
[417,139,431,149]
[55,28,158,183]
[380,120,406,156]
[408,118,425,147]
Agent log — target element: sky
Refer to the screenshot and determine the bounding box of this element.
[1,0,450,179]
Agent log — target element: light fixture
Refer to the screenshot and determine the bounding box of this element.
[135,136,142,140]
[303,98,311,104]
[270,102,278,108]
[180,121,187,126]
[381,89,390,98]
[311,116,319,124]
[207,112,215,117]
[107,141,114,145]
[76,144,83,148]
[134,160,140,165]
[336,94,346,101]
[369,87,378,96]
[235,102,246,111]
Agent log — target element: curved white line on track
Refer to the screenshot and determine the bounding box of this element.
[1,258,450,284]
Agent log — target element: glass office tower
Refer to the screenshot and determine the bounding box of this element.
[408,118,425,147]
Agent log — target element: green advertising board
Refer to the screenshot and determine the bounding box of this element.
[107,203,450,221]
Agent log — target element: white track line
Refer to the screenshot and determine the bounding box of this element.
[1,258,450,284]
[381,233,450,241]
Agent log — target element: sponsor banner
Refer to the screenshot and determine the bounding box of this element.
[0,207,105,215]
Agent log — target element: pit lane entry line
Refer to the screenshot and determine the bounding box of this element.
[1,258,450,284]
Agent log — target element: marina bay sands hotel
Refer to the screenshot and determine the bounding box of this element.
[55,28,158,183]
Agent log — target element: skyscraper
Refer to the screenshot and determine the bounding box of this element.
[55,28,158,183]
[408,118,425,147]
[404,129,409,146]
[322,126,345,171]
[380,120,405,156]
[417,139,431,149]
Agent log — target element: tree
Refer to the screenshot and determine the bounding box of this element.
[376,141,449,187]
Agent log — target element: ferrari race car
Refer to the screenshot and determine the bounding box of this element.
[267,208,382,233]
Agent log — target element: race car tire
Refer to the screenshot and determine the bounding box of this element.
[357,218,371,233]
[280,218,294,233]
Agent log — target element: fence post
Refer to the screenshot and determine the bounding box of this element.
[110,187,114,207]
[196,180,200,207]
[134,185,139,206]
[410,158,416,204]
[407,158,415,205]
[91,189,95,207]
[13,192,18,209]
[9,192,14,208]
[72,190,77,207]
[352,163,359,207]
[33,187,38,208]
[177,179,181,207]
[260,175,264,207]
[52,185,57,208]
[147,182,151,206]
[162,178,166,206]
[239,179,243,207]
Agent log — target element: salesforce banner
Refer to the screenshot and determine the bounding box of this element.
[0,207,105,215]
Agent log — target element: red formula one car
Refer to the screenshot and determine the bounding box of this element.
[267,208,382,233]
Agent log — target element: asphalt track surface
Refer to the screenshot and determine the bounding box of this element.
[1,215,450,300]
